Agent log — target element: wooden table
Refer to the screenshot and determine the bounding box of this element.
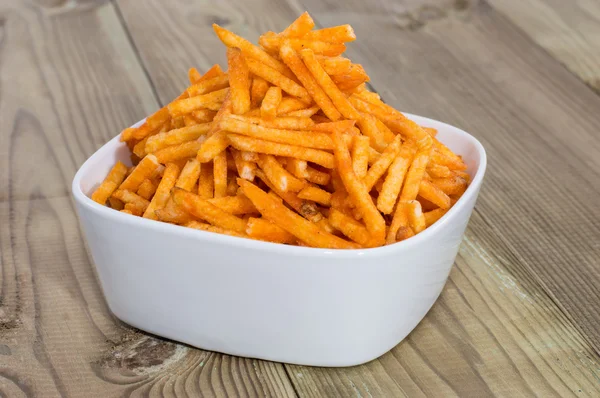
[1,0,599,396]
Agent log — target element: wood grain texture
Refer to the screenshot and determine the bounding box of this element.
[0,0,296,396]
[488,0,600,92]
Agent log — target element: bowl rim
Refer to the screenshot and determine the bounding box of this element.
[72,113,487,258]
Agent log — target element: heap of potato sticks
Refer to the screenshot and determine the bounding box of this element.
[92,12,470,249]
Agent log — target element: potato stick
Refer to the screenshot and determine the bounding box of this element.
[188,67,202,84]
[418,179,451,209]
[175,159,201,191]
[220,118,333,150]
[185,116,199,127]
[367,147,381,166]
[357,114,387,152]
[119,154,160,192]
[399,139,433,202]
[228,114,315,130]
[185,220,249,239]
[155,202,194,224]
[267,190,283,203]
[313,120,356,135]
[251,77,270,108]
[143,163,180,220]
[198,161,214,199]
[300,49,361,120]
[228,134,334,168]
[374,118,396,144]
[303,25,356,43]
[262,33,347,56]
[173,188,247,233]
[246,58,310,103]
[227,175,239,196]
[387,201,410,244]
[363,136,402,191]
[121,127,137,142]
[230,148,256,181]
[355,90,381,103]
[213,152,228,198]
[208,194,258,215]
[92,161,128,204]
[281,12,314,37]
[427,163,453,178]
[108,197,124,210]
[328,208,370,246]
[226,47,251,115]
[332,131,386,245]
[257,154,305,192]
[351,135,370,178]
[298,186,331,206]
[423,208,447,227]
[433,138,466,167]
[197,64,225,83]
[112,190,150,212]
[191,109,217,123]
[431,147,468,170]
[244,108,261,117]
[124,202,145,216]
[453,170,471,183]
[431,175,468,196]
[132,136,151,158]
[196,131,229,163]
[331,64,369,83]
[120,209,133,215]
[172,117,186,129]
[282,107,320,118]
[187,74,230,97]
[280,43,342,121]
[406,200,426,233]
[145,123,211,153]
[377,144,415,214]
[424,127,437,137]
[276,97,308,115]
[305,166,331,185]
[213,24,292,77]
[285,158,308,179]
[136,178,157,200]
[238,179,357,249]
[241,151,259,162]
[153,140,203,164]
[317,56,352,75]
[260,86,281,120]
[168,88,229,117]
[132,107,171,140]
[246,217,296,244]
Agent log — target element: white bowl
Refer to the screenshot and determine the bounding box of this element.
[72,114,486,367]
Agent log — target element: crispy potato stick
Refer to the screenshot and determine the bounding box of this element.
[433,139,466,168]
[92,161,128,204]
[145,123,211,153]
[285,158,308,179]
[377,143,415,214]
[228,134,334,168]
[196,64,224,84]
[213,24,291,77]
[431,148,468,171]
[228,114,315,130]
[331,64,369,84]
[189,67,202,84]
[128,107,171,141]
[198,161,214,199]
[191,109,217,123]
[280,43,342,121]
[213,152,228,198]
[250,77,270,108]
[123,202,145,216]
[276,97,308,115]
[257,154,305,192]
[227,175,239,196]
[168,88,229,117]
[418,179,451,209]
[220,118,333,150]
[112,189,150,211]
[208,194,258,215]
[424,208,447,227]
[108,197,124,210]
[172,117,185,129]
[173,188,247,233]
[231,148,256,181]
[119,154,160,192]
[246,58,311,103]
[185,220,248,238]
[387,201,410,244]
[306,166,331,185]
[317,56,352,75]
[374,118,396,144]
[328,208,370,246]
[143,163,180,220]
[120,209,133,215]
[298,186,331,206]
[239,179,358,249]
[246,217,296,244]
[155,202,194,224]
[431,175,468,196]
[196,131,229,163]
[226,47,251,114]
[282,107,320,118]
[261,35,346,56]
[137,178,157,200]
[427,163,453,178]
[399,137,433,202]
[260,86,282,120]
[332,131,386,245]
[300,48,361,120]
[424,127,437,137]
[187,74,230,97]
[367,147,381,165]
[153,140,203,164]
[351,135,370,178]
[304,25,356,43]
[280,11,314,37]
[363,136,402,191]
[184,116,199,127]
[406,200,426,233]
[313,121,356,134]
[241,151,259,162]
[175,159,201,191]
[357,114,387,152]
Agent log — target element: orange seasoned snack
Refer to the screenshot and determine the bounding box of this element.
[92,12,470,249]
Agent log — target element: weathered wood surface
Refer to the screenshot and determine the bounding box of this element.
[1,0,600,396]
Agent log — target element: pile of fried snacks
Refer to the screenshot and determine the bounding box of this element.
[92,12,470,249]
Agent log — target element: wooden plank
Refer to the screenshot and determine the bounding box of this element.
[488,0,600,93]
[0,1,296,396]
